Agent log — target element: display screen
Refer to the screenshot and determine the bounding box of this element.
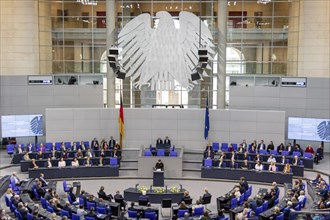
[1,114,43,137]
[288,117,330,142]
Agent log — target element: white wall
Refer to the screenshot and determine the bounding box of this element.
[45,108,285,149]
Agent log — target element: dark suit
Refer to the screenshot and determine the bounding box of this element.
[69,191,77,201]
[36,184,46,197]
[286,145,293,154]
[258,143,266,150]
[39,177,48,187]
[18,207,29,219]
[109,139,116,149]
[63,204,72,217]
[156,139,163,145]
[164,139,171,146]
[204,151,214,159]
[201,192,211,203]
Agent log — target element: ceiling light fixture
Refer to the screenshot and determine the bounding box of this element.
[76,0,97,6]
[257,0,272,4]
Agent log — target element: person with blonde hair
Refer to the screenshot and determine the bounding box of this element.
[283,163,291,173]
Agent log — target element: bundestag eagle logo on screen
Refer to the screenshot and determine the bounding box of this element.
[317,121,330,141]
[30,116,43,135]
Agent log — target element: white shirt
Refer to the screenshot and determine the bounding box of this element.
[58,160,66,168]
[269,165,277,172]
[47,161,52,168]
[72,160,79,167]
[255,164,263,171]
[267,157,276,163]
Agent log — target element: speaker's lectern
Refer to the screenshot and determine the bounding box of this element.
[153,170,164,187]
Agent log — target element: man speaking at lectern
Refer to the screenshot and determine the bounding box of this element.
[155,159,164,171]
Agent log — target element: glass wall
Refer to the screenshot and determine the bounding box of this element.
[39,0,299,108]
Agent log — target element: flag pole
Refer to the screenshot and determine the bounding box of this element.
[119,82,123,149]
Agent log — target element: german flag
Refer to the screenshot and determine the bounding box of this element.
[118,92,125,139]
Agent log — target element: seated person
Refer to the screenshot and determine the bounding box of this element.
[241,160,250,169]
[292,155,300,166]
[44,158,53,168]
[204,149,214,159]
[239,177,249,192]
[17,145,23,154]
[297,190,306,204]
[179,191,191,205]
[76,204,87,217]
[271,206,282,220]
[311,173,323,185]
[242,152,250,161]
[267,191,277,208]
[314,145,323,164]
[80,141,86,151]
[83,157,93,166]
[72,142,78,151]
[128,202,137,211]
[200,211,210,220]
[199,188,211,204]
[85,149,94,158]
[31,159,39,169]
[218,157,225,168]
[71,157,79,167]
[268,162,277,172]
[138,190,149,204]
[100,149,106,157]
[23,152,31,161]
[58,157,66,168]
[277,143,285,154]
[17,202,29,219]
[91,138,99,150]
[254,154,262,162]
[37,150,43,160]
[255,161,263,171]
[247,198,257,212]
[50,150,57,160]
[98,186,113,201]
[283,163,291,174]
[178,201,188,210]
[237,144,245,153]
[183,212,194,220]
[50,199,62,214]
[155,159,164,171]
[267,155,277,163]
[27,143,34,153]
[234,187,241,202]
[113,145,121,158]
[280,155,287,164]
[76,149,83,158]
[39,173,48,187]
[85,207,97,218]
[249,144,257,154]
[62,201,73,217]
[267,141,275,153]
[216,209,225,219]
[69,187,79,204]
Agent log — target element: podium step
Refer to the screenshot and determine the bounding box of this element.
[119,169,138,177]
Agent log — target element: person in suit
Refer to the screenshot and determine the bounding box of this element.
[10,172,21,186]
[286,143,293,155]
[240,177,249,192]
[204,143,213,152]
[156,137,163,145]
[247,198,257,213]
[229,158,236,168]
[241,140,248,152]
[17,202,29,219]
[60,142,66,152]
[178,191,191,205]
[241,160,249,169]
[109,136,116,149]
[155,159,164,171]
[91,138,99,151]
[272,206,282,219]
[50,150,57,160]
[199,188,211,204]
[68,187,78,204]
[44,158,52,168]
[50,143,56,152]
[85,149,94,158]
[294,144,303,156]
[292,155,300,166]
[72,142,78,151]
[118,211,128,220]
[280,155,287,164]
[204,149,214,159]
[138,191,149,203]
[314,145,323,164]
[254,154,262,162]
[50,199,62,214]
[62,201,72,217]
[39,173,48,187]
[218,157,225,168]
[76,149,83,158]
[128,202,137,211]
[242,152,250,161]
[85,207,97,218]
[164,136,171,146]
[80,141,86,151]
[44,189,54,201]
[98,186,113,201]
[249,143,257,154]
[277,143,285,154]
[35,181,46,197]
[84,157,93,166]
[258,140,266,151]
[267,141,275,153]
[27,143,34,153]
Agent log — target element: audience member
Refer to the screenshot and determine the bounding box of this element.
[84,157,93,166]
[255,161,263,171]
[10,172,21,186]
[267,141,275,153]
[286,143,293,155]
[76,204,87,217]
[98,186,113,201]
[277,143,285,154]
[23,152,31,161]
[257,140,266,151]
[305,145,314,155]
[58,157,66,168]
[268,162,277,172]
[267,155,276,163]
[283,163,291,174]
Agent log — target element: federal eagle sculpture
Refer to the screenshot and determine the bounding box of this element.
[116,11,215,91]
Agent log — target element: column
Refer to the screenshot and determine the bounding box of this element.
[217,0,227,109]
[106,0,116,107]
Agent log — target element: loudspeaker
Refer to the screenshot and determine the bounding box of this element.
[191,72,201,81]
[109,62,117,68]
[109,48,119,55]
[116,71,126,79]
[199,56,208,62]
[198,48,207,56]
[107,56,116,62]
